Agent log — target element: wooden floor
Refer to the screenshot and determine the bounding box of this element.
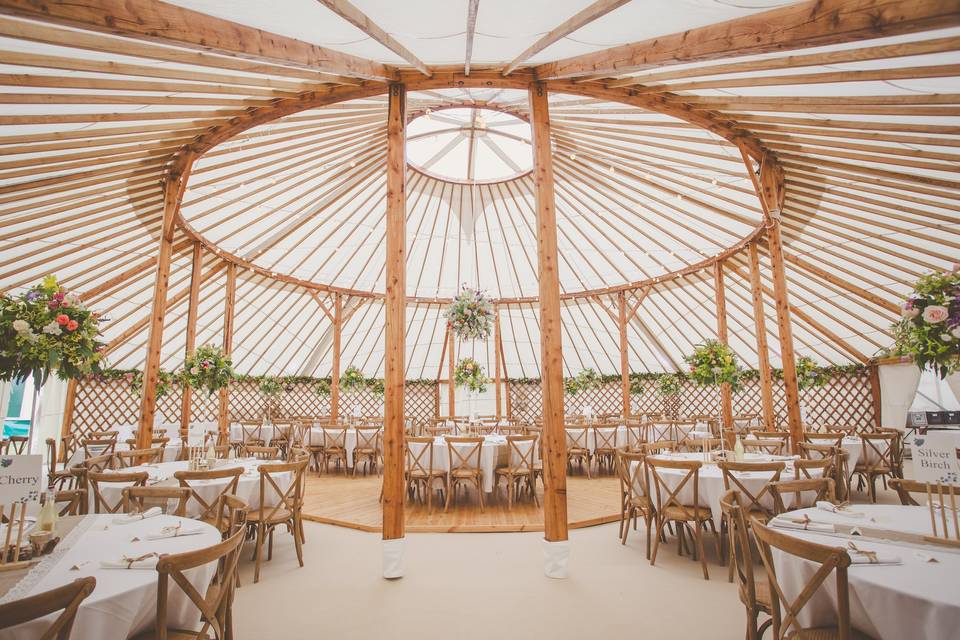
[302,469,621,533]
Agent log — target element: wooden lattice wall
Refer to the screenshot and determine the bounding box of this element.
[66,378,438,438]
[508,370,876,430]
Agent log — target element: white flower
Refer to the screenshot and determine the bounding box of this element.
[942,334,954,342]
[922,305,949,324]
[901,304,920,319]
[42,321,61,336]
[11,319,29,333]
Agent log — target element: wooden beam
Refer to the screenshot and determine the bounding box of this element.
[0,0,392,80]
[748,243,776,431]
[447,327,456,416]
[778,249,899,315]
[330,293,343,421]
[498,321,512,420]
[618,291,630,418]
[317,0,430,76]
[529,81,569,549]
[494,304,502,420]
[502,0,629,76]
[137,160,192,450]
[534,0,960,80]
[218,262,237,435]
[180,242,202,440]
[464,0,479,76]
[382,82,406,550]
[714,261,733,435]
[59,378,77,458]
[869,364,882,429]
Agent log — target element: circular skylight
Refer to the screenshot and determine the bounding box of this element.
[406,107,531,183]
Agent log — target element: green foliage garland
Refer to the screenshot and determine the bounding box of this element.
[258,376,283,397]
[795,356,830,391]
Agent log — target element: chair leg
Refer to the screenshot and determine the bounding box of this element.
[444,475,452,512]
[293,517,304,567]
[695,521,710,580]
[478,477,485,513]
[253,522,265,583]
[650,516,665,566]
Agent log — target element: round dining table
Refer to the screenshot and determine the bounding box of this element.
[767,504,960,640]
[0,513,221,640]
[93,457,291,516]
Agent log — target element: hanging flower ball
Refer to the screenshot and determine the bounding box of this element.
[444,285,494,341]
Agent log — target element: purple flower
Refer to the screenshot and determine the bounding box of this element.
[25,291,38,302]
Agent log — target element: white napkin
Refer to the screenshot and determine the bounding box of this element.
[100,552,159,570]
[847,543,901,565]
[112,507,162,525]
[145,524,205,540]
[817,501,865,518]
[771,516,835,533]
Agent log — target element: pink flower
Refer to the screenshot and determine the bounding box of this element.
[48,300,59,309]
[901,303,920,319]
[55,314,69,325]
[66,320,78,331]
[922,305,949,324]
[60,299,70,308]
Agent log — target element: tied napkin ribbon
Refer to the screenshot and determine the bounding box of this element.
[791,514,814,530]
[847,542,878,564]
[122,552,158,569]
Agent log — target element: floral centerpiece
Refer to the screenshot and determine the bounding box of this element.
[339,366,367,393]
[129,369,174,399]
[181,345,234,397]
[685,340,743,391]
[258,376,283,397]
[795,355,829,390]
[444,286,494,341]
[454,357,489,394]
[314,378,332,397]
[657,374,683,397]
[0,275,105,386]
[894,268,960,378]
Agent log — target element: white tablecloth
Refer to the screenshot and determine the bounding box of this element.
[565,426,630,453]
[769,505,960,640]
[409,435,510,493]
[0,514,221,640]
[642,452,812,527]
[92,458,291,516]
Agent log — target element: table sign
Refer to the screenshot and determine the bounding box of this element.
[187,423,205,447]
[0,454,42,570]
[910,431,960,485]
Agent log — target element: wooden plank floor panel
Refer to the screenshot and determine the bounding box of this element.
[302,472,621,533]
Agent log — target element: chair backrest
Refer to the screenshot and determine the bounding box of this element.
[718,461,785,518]
[152,527,246,640]
[769,478,836,515]
[88,470,148,513]
[45,438,58,477]
[43,489,85,517]
[245,445,279,460]
[115,447,164,468]
[672,421,697,441]
[804,432,842,448]
[355,427,381,451]
[684,437,722,453]
[0,576,96,640]
[641,440,678,454]
[87,430,118,440]
[405,437,434,476]
[824,424,857,435]
[793,457,833,482]
[859,432,896,470]
[592,426,618,451]
[123,486,191,516]
[646,457,704,518]
[82,438,116,459]
[564,426,590,450]
[616,450,649,502]
[751,519,853,640]
[918,481,960,542]
[323,427,348,449]
[271,422,292,441]
[175,466,243,521]
[444,436,483,472]
[648,421,673,442]
[291,423,310,448]
[215,494,249,537]
[257,459,307,524]
[82,452,114,473]
[743,438,785,456]
[240,423,263,442]
[505,435,537,471]
[719,491,762,618]
[623,424,645,450]
[797,442,835,461]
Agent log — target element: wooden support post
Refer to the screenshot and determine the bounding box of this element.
[218,262,236,436]
[381,82,406,566]
[447,328,456,417]
[180,241,202,441]
[714,261,733,436]
[494,304,502,420]
[748,243,776,431]
[868,363,882,429]
[330,293,343,421]
[137,164,191,450]
[618,292,630,418]
[530,82,569,562]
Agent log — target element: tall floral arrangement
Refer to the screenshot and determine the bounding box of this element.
[454,357,489,394]
[0,275,105,386]
[314,378,332,398]
[894,268,960,378]
[339,366,367,393]
[258,376,283,397]
[181,345,234,397]
[129,369,174,399]
[685,340,743,391]
[657,374,683,397]
[794,355,829,391]
[444,286,494,341]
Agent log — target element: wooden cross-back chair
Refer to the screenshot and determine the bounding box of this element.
[215,494,249,539]
[874,427,904,479]
[751,520,862,640]
[81,437,116,460]
[623,423,645,451]
[270,422,293,457]
[592,425,619,474]
[564,426,592,478]
[125,436,169,451]
[405,436,443,512]
[174,466,242,528]
[115,447,164,468]
[290,422,311,451]
[646,457,718,580]
[743,438,786,456]
[672,420,698,442]
[87,430,118,440]
[4,435,27,454]
[122,486,191,517]
[44,438,75,491]
[249,458,307,583]
[321,426,348,473]
[793,457,833,482]
[494,435,538,509]
[824,424,858,436]
[641,440,679,455]
[852,432,897,502]
[718,461,786,523]
[719,491,773,640]
[648,421,674,443]
[87,470,148,514]
[769,478,836,516]
[353,427,381,476]
[148,527,246,640]
[444,436,485,513]
[615,450,655,557]
[244,445,279,460]
[42,489,85,517]
[804,432,843,448]
[0,576,96,640]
